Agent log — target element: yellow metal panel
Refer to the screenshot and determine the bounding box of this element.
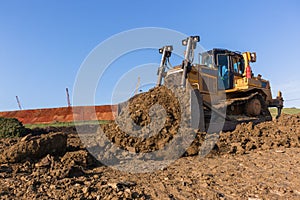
[235,77,262,89]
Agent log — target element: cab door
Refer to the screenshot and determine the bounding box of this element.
[217,54,234,90]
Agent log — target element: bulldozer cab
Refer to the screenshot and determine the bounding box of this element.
[200,49,245,91]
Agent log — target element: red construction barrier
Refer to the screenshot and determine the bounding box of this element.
[0,105,117,124]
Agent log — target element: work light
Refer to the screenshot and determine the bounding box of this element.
[250,52,256,62]
[193,36,200,42]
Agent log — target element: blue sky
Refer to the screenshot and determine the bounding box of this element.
[0,0,300,111]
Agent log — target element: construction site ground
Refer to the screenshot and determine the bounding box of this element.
[0,87,300,200]
[0,115,299,199]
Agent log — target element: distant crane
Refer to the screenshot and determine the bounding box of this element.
[134,76,141,96]
[66,88,71,107]
[15,96,22,110]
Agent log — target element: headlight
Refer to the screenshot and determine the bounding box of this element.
[166,45,173,51]
[182,39,187,46]
[159,48,163,54]
[250,52,256,62]
[193,36,200,42]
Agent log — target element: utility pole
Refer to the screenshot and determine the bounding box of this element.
[66,88,71,107]
[16,96,22,110]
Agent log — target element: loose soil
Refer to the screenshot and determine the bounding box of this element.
[0,86,300,199]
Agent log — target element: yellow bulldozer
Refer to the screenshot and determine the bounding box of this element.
[156,36,283,131]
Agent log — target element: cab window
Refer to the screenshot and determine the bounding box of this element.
[232,56,244,75]
[201,52,214,68]
[217,54,230,89]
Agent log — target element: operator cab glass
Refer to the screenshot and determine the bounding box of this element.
[217,54,230,90]
[232,56,245,76]
[200,52,214,68]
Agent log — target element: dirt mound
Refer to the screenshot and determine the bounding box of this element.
[98,86,300,159]
[0,132,148,199]
[216,114,300,155]
[103,87,176,151]
[0,132,67,163]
